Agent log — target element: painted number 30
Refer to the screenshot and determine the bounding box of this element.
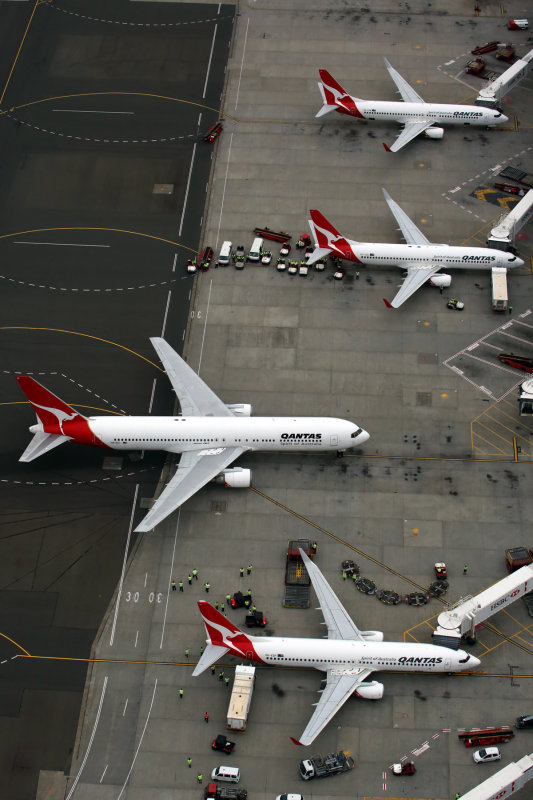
[190,310,202,319]
[125,591,163,604]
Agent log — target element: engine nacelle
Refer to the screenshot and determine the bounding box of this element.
[226,403,252,417]
[360,630,384,642]
[429,273,452,288]
[213,467,252,488]
[424,126,444,140]
[355,681,384,700]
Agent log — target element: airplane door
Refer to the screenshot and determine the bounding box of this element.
[245,651,253,661]
[444,657,451,670]
[330,435,338,446]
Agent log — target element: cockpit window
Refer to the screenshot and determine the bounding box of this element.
[494,112,502,117]
[508,256,516,262]
[458,654,470,663]
[351,428,363,438]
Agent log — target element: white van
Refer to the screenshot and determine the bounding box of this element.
[248,237,263,262]
[218,241,232,266]
[211,766,240,783]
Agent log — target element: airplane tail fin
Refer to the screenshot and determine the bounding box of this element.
[193,601,256,676]
[308,209,359,264]
[317,69,364,119]
[16,376,88,462]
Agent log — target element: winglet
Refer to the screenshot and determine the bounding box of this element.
[290,737,303,746]
[382,142,391,153]
[383,298,393,308]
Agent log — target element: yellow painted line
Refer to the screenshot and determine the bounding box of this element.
[471,428,509,456]
[0,226,196,254]
[489,405,533,436]
[1,400,125,416]
[474,419,514,448]
[513,436,519,461]
[0,631,31,656]
[482,412,528,441]
[0,0,39,107]
[5,90,220,115]
[0,327,165,372]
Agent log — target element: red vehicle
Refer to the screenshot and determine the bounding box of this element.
[434,562,447,579]
[296,234,311,249]
[203,121,223,143]
[212,734,235,754]
[198,246,214,271]
[471,41,499,55]
[497,353,533,373]
[494,183,528,197]
[458,726,514,747]
[392,761,416,775]
[253,226,291,244]
[507,19,528,31]
[496,45,515,62]
[244,610,267,628]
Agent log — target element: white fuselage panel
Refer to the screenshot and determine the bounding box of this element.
[358,100,501,126]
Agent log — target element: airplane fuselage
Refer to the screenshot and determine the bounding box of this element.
[340,99,504,127]
[46,415,368,453]
[333,240,521,271]
[221,634,476,673]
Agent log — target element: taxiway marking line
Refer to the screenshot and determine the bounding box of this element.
[0,0,39,107]
[65,675,108,800]
[235,16,249,111]
[215,131,233,249]
[117,680,158,799]
[8,91,220,114]
[0,326,165,372]
[179,143,197,237]
[160,510,180,650]
[13,241,110,247]
[109,484,139,647]
[0,631,31,656]
[52,109,134,114]
[197,279,213,376]
[202,24,217,99]
[0,226,196,254]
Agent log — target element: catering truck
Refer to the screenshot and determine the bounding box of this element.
[491,267,509,311]
[227,665,255,731]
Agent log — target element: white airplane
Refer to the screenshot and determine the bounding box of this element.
[193,549,480,746]
[316,59,508,152]
[16,338,369,532]
[307,189,523,308]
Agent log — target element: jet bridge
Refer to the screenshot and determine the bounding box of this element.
[487,189,533,251]
[476,49,533,107]
[432,564,533,648]
[458,752,533,800]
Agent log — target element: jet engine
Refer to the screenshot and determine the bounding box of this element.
[213,467,252,488]
[360,630,384,642]
[429,273,451,288]
[355,681,384,700]
[424,126,444,139]
[226,403,252,417]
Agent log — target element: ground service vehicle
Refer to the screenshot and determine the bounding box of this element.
[499,167,533,189]
[211,766,240,783]
[491,267,508,311]
[218,241,232,266]
[392,761,416,775]
[276,795,303,800]
[471,42,499,55]
[244,610,266,628]
[516,715,533,728]
[494,183,529,197]
[204,784,247,800]
[198,247,214,271]
[497,354,533,373]
[227,665,255,731]
[253,226,291,243]
[248,237,263,262]
[458,726,514,747]
[203,121,224,143]
[212,734,236,753]
[299,752,355,780]
[508,19,528,30]
[473,747,502,763]
[505,547,533,572]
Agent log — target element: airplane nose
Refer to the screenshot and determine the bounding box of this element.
[514,256,524,267]
[469,655,481,669]
[357,429,370,445]
[500,114,509,123]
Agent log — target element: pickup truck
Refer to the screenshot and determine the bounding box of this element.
[299,751,355,780]
[204,784,247,800]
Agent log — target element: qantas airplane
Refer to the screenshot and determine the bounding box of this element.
[306,189,523,308]
[193,549,480,746]
[316,59,508,152]
[16,338,369,532]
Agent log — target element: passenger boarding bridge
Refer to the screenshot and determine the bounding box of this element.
[476,49,533,108]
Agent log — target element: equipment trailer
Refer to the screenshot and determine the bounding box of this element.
[299,751,355,780]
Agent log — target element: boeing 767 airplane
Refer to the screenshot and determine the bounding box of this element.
[16,338,369,532]
[193,549,480,746]
[316,59,507,152]
[306,189,523,308]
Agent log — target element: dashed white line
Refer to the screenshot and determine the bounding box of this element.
[109,484,139,647]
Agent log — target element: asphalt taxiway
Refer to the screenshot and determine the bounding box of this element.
[0,1,234,798]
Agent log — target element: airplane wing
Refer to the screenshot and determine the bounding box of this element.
[299,549,364,641]
[387,263,443,308]
[135,446,246,531]
[150,337,233,417]
[295,667,373,746]
[384,58,425,103]
[385,120,433,153]
[382,189,431,245]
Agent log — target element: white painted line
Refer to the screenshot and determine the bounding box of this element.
[117,679,158,800]
[134,630,139,648]
[148,378,157,414]
[52,109,134,114]
[235,16,249,110]
[122,698,128,716]
[160,511,180,649]
[161,290,171,337]
[65,676,108,799]
[215,131,233,249]
[99,765,108,783]
[144,572,148,588]
[172,252,178,273]
[197,279,212,376]
[13,241,109,247]
[109,485,139,646]
[202,24,217,98]
[178,143,197,237]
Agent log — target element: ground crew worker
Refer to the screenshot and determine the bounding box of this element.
[179,688,183,699]
[204,712,209,723]
[214,601,219,610]
[171,580,176,591]
[247,589,252,598]
[352,573,357,583]
[224,677,229,687]
[311,542,317,553]
[342,570,347,580]
[187,758,192,768]
[185,648,189,659]
[463,565,468,574]
[355,271,360,280]
[244,599,250,609]
[211,665,216,675]
[200,646,204,655]
[509,305,513,315]
[219,671,224,681]
[252,605,256,612]
[197,773,203,783]
[205,582,210,593]
[188,574,192,585]
[247,564,252,575]
[226,593,231,603]
[240,567,244,577]
[179,581,183,592]
[221,602,225,613]
[192,568,198,580]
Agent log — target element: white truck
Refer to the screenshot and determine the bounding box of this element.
[227,665,255,731]
[491,267,508,312]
